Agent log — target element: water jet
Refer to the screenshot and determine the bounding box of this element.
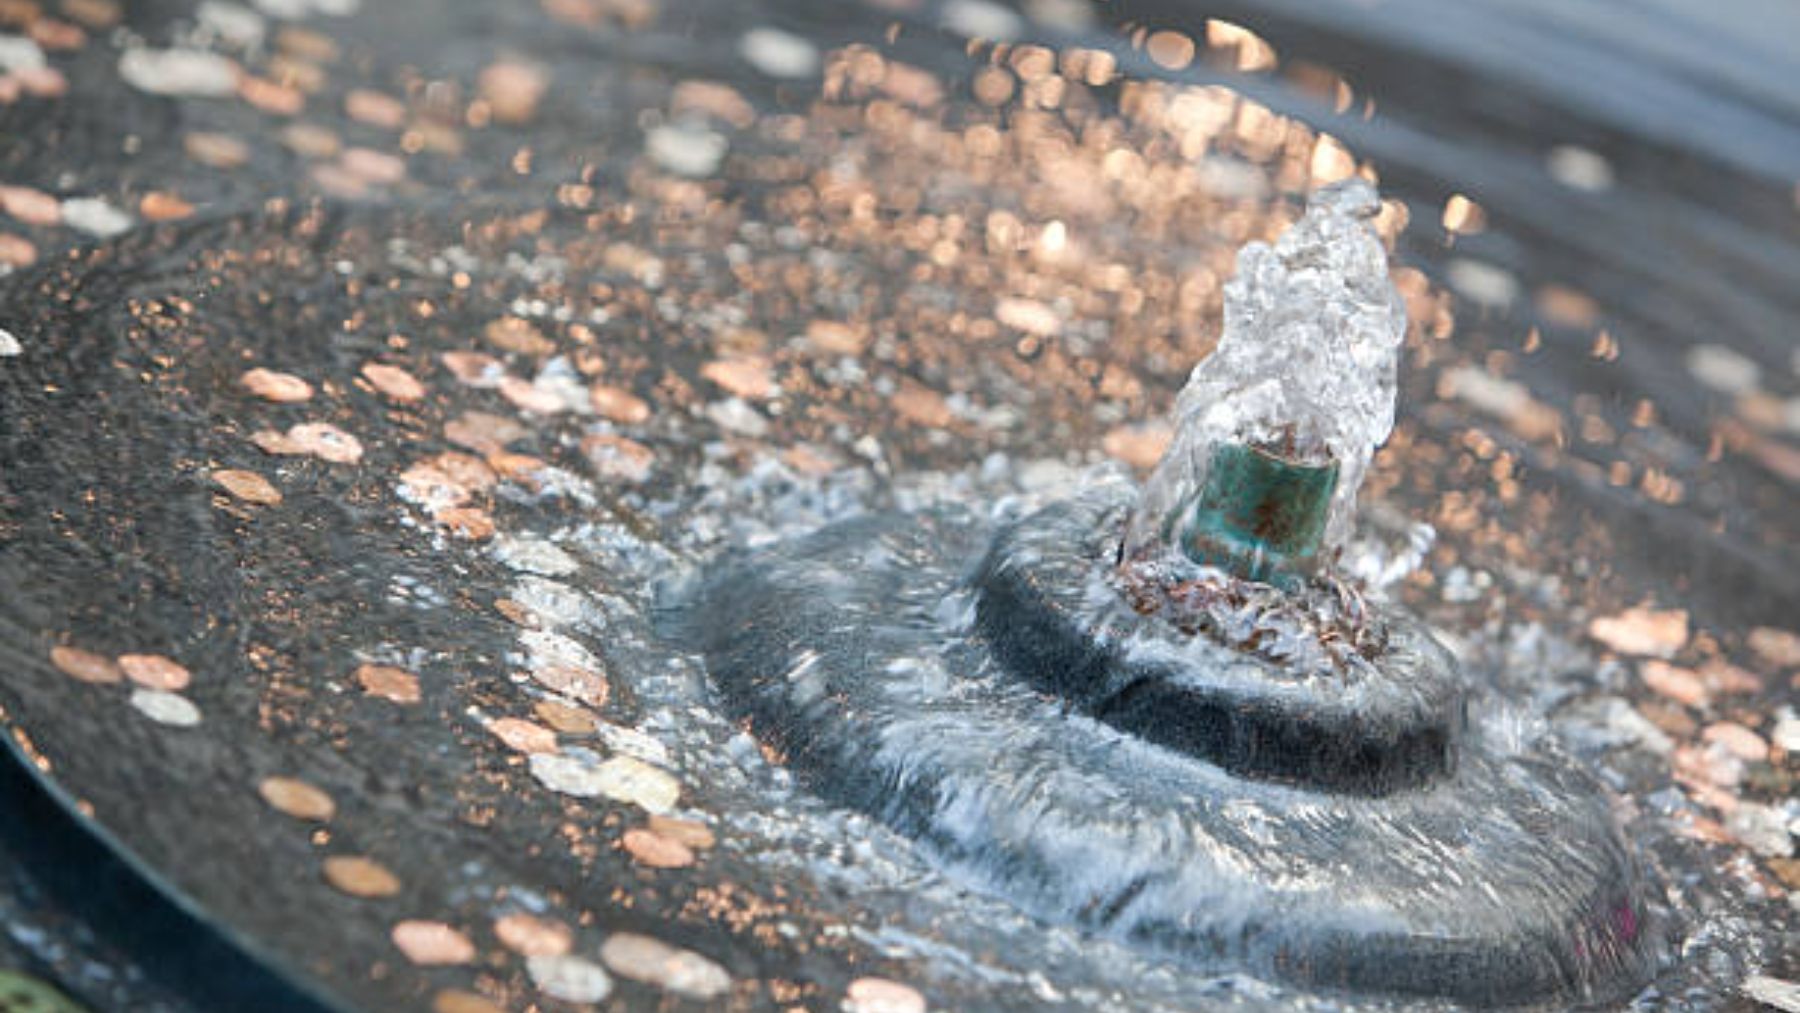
[676,181,1668,1005]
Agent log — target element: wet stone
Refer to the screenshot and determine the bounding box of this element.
[622,826,695,868]
[533,699,597,734]
[0,185,61,227]
[581,433,654,483]
[355,663,421,704]
[240,367,315,403]
[646,814,714,850]
[845,977,928,1013]
[739,27,819,79]
[360,361,426,401]
[487,716,558,754]
[600,933,731,1000]
[212,468,283,506]
[431,991,504,1013]
[484,316,555,356]
[118,48,239,97]
[1749,626,1800,668]
[1589,607,1690,659]
[59,198,132,238]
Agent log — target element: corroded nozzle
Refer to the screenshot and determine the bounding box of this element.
[1177,441,1338,584]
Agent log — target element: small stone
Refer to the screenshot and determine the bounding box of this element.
[739,27,818,79]
[435,507,495,540]
[528,752,608,797]
[238,74,303,115]
[212,468,282,506]
[118,653,191,691]
[1686,344,1761,396]
[594,755,681,814]
[477,60,548,125]
[356,663,420,704]
[139,191,196,221]
[1749,626,1800,668]
[442,352,506,389]
[280,122,341,159]
[645,122,727,178]
[250,429,302,455]
[344,87,406,128]
[1545,145,1613,192]
[285,422,363,464]
[588,384,650,423]
[531,663,608,706]
[493,913,572,957]
[275,25,338,62]
[444,410,525,453]
[498,374,566,414]
[527,954,612,1004]
[599,933,730,1000]
[1702,722,1769,764]
[322,855,401,898]
[185,131,251,168]
[0,185,60,227]
[240,367,314,403]
[391,920,476,966]
[995,296,1060,337]
[51,645,120,684]
[360,362,425,401]
[130,689,201,727]
[647,815,715,850]
[581,433,654,483]
[63,0,125,29]
[622,827,695,869]
[432,990,504,1013]
[258,775,336,821]
[13,65,67,98]
[701,357,775,400]
[1699,658,1763,695]
[940,0,1023,40]
[118,48,239,97]
[1772,714,1800,754]
[0,329,17,357]
[313,163,370,202]
[846,977,928,1013]
[484,317,555,356]
[488,717,558,754]
[533,699,597,734]
[1640,660,1709,709]
[804,319,866,356]
[1588,607,1688,659]
[197,0,266,47]
[492,534,578,576]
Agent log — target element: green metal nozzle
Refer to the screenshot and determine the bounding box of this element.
[1177,441,1338,585]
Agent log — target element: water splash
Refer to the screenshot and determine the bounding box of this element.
[1127,180,1407,562]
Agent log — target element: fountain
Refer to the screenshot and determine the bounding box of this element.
[673,182,1669,1004]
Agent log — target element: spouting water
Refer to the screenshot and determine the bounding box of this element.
[1127,180,1407,572]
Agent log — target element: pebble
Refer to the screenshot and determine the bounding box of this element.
[285,422,364,463]
[1685,343,1761,396]
[593,755,681,814]
[356,663,421,704]
[1749,626,1800,668]
[280,122,341,159]
[339,147,406,185]
[1772,714,1800,754]
[599,933,731,1000]
[390,920,476,966]
[892,384,952,429]
[360,362,425,401]
[0,185,61,227]
[738,27,819,79]
[528,751,610,797]
[646,122,727,178]
[1101,424,1171,470]
[14,66,68,97]
[444,411,525,453]
[1545,145,1614,192]
[1445,258,1519,308]
[0,328,18,356]
[1588,607,1688,659]
[533,699,597,734]
[0,35,46,73]
[197,0,267,48]
[62,0,123,29]
[487,717,558,754]
[622,827,695,869]
[51,645,120,684]
[493,913,572,957]
[588,383,650,423]
[436,507,495,540]
[322,855,401,898]
[705,397,769,437]
[258,776,336,821]
[846,977,929,1013]
[130,688,201,727]
[118,48,240,97]
[118,653,192,691]
[1640,660,1708,709]
[238,74,304,115]
[581,433,655,483]
[240,367,314,402]
[804,319,866,356]
[212,468,283,506]
[527,954,613,1003]
[995,296,1060,337]
[498,374,565,414]
[647,815,715,850]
